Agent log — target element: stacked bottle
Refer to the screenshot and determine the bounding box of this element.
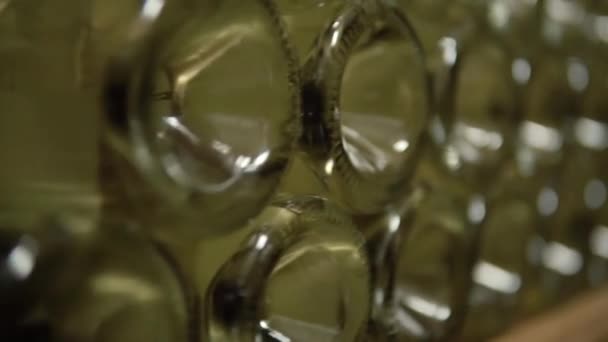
[0,0,607,341]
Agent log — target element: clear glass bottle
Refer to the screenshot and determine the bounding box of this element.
[298,0,430,215]
[0,207,189,342]
[362,1,520,340]
[205,196,370,341]
[550,0,608,291]
[579,1,608,289]
[527,0,597,312]
[0,0,175,277]
[461,2,594,339]
[456,1,547,340]
[103,0,301,237]
[0,3,192,341]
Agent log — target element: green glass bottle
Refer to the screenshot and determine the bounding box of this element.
[103,0,301,237]
[461,2,594,338]
[363,1,519,340]
[0,2,191,341]
[205,196,370,341]
[298,0,430,215]
[0,207,189,342]
[525,0,597,312]
[580,1,608,288]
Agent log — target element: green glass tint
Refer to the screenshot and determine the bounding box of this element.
[105,0,300,235]
[300,0,430,214]
[206,196,370,341]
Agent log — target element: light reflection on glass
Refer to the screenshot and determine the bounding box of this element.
[574,117,608,150]
[161,116,199,144]
[324,159,335,176]
[235,156,253,169]
[454,123,504,151]
[591,225,608,259]
[520,120,563,152]
[443,146,462,171]
[398,289,452,321]
[430,116,448,145]
[566,58,589,92]
[211,140,232,155]
[439,36,457,66]
[489,0,509,29]
[512,58,532,85]
[6,237,38,281]
[393,307,427,338]
[341,111,411,175]
[330,30,340,47]
[472,261,522,294]
[451,122,504,163]
[393,140,410,153]
[254,233,270,250]
[264,316,338,342]
[388,214,401,233]
[541,241,583,276]
[342,123,393,174]
[537,186,559,216]
[259,320,292,342]
[90,273,161,302]
[546,0,585,26]
[141,0,164,20]
[247,151,271,172]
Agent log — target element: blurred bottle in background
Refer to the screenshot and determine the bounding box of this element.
[364,0,521,340]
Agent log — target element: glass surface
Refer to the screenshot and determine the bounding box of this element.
[0,0,164,232]
[0,207,188,342]
[206,196,370,341]
[3,0,608,341]
[357,3,518,340]
[299,0,430,214]
[460,2,598,338]
[276,0,345,63]
[105,0,301,236]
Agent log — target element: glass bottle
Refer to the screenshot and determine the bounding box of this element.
[363,1,520,340]
[103,0,301,237]
[460,2,594,339]
[0,2,192,341]
[556,0,608,290]
[0,207,188,342]
[205,195,370,341]
[299,0,430,215]
[526,0,598,312]
[455,1,547,340]
[0,0,174,281]
[0,0,161,206]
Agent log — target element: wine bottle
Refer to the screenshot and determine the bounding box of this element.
[299,0,430,215]
[205,195,370,341]
[103,0,301,237]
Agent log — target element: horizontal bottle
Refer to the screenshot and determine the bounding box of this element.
[363,2,525,338]
[460,2,600,337]
[0,0,166,234]
[0,208,188,342]
[103,0,302,237]
[298,0,431,215]
[205,195,370,341]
